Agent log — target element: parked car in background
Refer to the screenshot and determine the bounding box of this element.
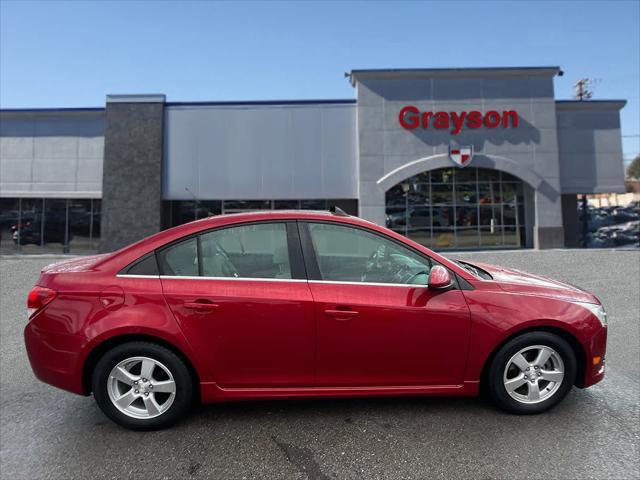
[25,210,608,430]
[589,220,640,248]
[12,216,70,246]
[580,202,640,248]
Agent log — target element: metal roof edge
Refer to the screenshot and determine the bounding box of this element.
[555,100,627,110]
[347,66,562,85]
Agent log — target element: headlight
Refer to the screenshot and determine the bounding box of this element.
[572,301,607,326]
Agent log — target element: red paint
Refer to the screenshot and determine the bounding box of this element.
[398,106,519,134]
[24,211,607,404]
[161,277,315,387]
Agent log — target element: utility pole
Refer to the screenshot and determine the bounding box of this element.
[580,194,589,248]
[574,77,596,247]
[574,78,594,101]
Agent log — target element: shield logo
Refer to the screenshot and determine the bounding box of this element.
[449,145,474,168]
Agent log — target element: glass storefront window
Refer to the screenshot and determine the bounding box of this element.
[385,186,406,208]
[501,183,521,204]
[385,167,527,250]
[223,200,271,213]
[479,205,501,226]
[163,199,357,230]
[478,169,501,182]
[0,197,101,255]
[44,199,69,252]
[478,183,499,204]
[503,205,518,225]
[431,184,454,204]
[15,199,45,253]
[480,226,503,246]
[455,227,480,249]
[411,171,430,183]
[300,200,327,210]
[433,228,456,249]
[456,206,478,227]
[91,199,101,250]
[274,200,299,209]
[432,206,454,227]
[503,226,521,247]
[431,168,454,184]
[455,184,477,204]
[198,201,222,219]
[408,227,432,247]
[0,199,20,253]
[455,168,477,183]
[69,199,95,254]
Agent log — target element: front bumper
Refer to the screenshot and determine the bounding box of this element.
[581,325,608,388]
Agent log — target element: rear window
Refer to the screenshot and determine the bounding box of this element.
[124,254,159,276]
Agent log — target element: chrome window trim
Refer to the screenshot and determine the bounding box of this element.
[308,279,427,288]
[116,274,161,279]
[159,275,307,283]
[117,274,428,288]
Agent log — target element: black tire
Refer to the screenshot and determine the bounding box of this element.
[487,332,576,414]
[92,341,194,430]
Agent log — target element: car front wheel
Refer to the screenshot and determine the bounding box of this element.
[92,341,194,430]
[488,332,577,414]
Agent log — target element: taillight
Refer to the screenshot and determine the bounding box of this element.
[27,286,57,319]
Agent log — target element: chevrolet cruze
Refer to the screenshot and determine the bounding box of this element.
[24,210,607,430]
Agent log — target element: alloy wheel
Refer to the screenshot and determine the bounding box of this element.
[107,356,177,419]
[502,345,565,404]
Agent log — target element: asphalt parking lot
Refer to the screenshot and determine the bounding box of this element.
[1,250,638,480]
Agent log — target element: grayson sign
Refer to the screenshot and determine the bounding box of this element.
[398,106,519,134]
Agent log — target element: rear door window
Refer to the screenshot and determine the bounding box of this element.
[199,223,291,279]
[157,237,198,276]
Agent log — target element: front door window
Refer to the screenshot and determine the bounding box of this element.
[307,222,432,285]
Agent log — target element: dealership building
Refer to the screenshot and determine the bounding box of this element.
[0,66,627,253]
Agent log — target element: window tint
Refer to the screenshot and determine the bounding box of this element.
[200,223,291,279]
[307,223,432,285]
[126,254,159,275]
[157,237,198,276]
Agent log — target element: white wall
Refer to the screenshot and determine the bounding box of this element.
[0,111,104,198]
[163,103,358,200]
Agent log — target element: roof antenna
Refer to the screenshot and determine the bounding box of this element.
[329,205,349,216]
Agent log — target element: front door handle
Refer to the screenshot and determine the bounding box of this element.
[324,308,359,320]
[184,301,219,311]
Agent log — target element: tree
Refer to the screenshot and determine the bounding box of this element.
[627,155,640,179]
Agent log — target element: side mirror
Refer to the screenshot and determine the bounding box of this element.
[428,265,452,290]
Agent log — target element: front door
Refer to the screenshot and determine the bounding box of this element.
[159,221,315,388]
[300,221,470,387]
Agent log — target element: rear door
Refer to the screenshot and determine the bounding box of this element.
[159,221,315,388]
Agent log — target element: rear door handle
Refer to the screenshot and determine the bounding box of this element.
[324,309,359,320]
[184,301,220,311]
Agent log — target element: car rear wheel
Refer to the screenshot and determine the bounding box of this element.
[488,332,576,414]
[92,341,194,430]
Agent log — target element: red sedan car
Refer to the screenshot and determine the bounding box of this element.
[25,210,607,430]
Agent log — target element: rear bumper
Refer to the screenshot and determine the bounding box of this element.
[581,325,607,388]
[24,320,86,395]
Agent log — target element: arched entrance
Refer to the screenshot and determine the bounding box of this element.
[385,167,528,249]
